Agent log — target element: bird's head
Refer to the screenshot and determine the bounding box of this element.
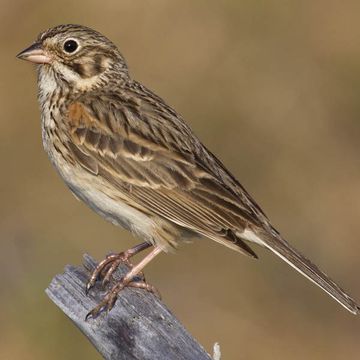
[17,24,129,91]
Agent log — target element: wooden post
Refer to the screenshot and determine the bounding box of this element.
[46,254,214,360]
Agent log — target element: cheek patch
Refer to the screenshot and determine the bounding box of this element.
[72,55,107,78]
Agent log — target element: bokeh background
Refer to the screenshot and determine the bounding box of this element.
[1,1,360,359]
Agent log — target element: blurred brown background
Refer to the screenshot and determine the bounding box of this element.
[1,0,360,359]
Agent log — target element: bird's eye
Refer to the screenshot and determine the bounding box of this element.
[63,39,79,53]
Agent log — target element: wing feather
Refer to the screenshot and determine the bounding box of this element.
[65,89,271,256]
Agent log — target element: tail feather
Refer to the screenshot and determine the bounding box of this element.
[242,229,360,314]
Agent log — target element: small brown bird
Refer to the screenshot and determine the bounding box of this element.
[17,24,359,317]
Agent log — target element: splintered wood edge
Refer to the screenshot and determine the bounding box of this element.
[45,254,213,360]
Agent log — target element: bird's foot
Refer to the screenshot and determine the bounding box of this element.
[85,276,160,320]
[85,252,129,294]
[85,246,162,319]
[86,242,151,294]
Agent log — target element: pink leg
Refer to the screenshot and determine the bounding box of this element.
[86,242,151,293]
[86,247,162,319]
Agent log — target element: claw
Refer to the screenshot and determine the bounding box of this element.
[85,246,162,320]
[85,283,125,320]
[85,253,120,293]
[85,282,92,295]
[85,279,160,321]
[85,242,152,295]
[85,303,109,320]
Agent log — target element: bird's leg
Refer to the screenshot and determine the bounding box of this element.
[86,246,162,319]
[86,242,152,293]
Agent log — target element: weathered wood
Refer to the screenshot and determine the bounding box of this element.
[46,254,213,360]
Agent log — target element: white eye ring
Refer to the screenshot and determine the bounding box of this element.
[63,38,80,54]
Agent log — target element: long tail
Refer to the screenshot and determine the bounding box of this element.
[246,229,360,314]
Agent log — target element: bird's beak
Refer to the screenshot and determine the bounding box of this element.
[16,42,51,64]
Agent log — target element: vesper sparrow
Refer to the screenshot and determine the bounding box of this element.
[17,24,359,317]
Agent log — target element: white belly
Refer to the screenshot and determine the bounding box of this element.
[42,131,155,242]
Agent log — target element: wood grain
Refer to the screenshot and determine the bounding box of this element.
[46,254,213,360]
